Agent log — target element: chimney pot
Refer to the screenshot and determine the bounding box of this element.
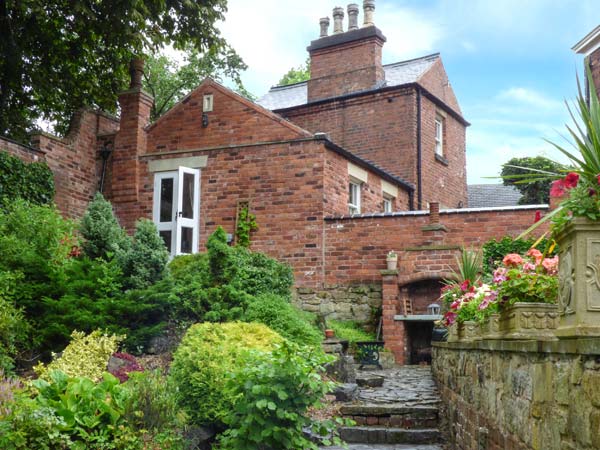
[333,7,344,34]
[129,57,144,89]
[319,17,330,37]
[363,0,375,26]
[347,4,359,30]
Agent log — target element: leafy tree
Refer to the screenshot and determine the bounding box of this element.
[501,156,567,204]
[278,59,311,86]
[0,0,237,140]
[144,46,248,121]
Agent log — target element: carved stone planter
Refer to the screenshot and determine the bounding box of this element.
[555,217,600,337]
[447,323,459,342]
[499,303,559,340]
[480,313,501,339]
[461,320,480,341]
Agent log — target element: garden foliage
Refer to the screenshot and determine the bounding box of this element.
[0,273,31,373]
[327,320,376,348]
[0,152,54,208]
[217,342,344,450]
[482,236,552,275]
[169,322,283,426]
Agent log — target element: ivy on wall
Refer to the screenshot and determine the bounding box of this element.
[0,151,55,208]
[235,201,258,247]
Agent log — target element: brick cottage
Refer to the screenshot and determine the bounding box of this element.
[3,1,573,364]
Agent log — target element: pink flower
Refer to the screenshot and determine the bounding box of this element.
[460,280,470,291]
[493,267,507,283]
[523,262,536,272]
[451,300,461,310]
[542,256,559,275]
[444,311,457,326]
[564,172,579,189]
[550,179,566,198]
[526,248,543,265]
[502,253,523,267]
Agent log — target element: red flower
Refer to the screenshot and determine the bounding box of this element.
[534,211,541,223]
[597,173,600,185]
[550,179,566,198]
[460,280,470,291]
[564,172,579,189]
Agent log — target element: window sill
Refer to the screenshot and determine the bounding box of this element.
[435,153,449,166]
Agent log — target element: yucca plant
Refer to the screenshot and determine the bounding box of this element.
[454,248,483,285]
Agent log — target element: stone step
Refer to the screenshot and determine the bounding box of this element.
[340,405,439,429]
[339,426,441,445]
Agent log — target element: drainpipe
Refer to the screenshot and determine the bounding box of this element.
[416,87,423,210]
[99,143,112,193]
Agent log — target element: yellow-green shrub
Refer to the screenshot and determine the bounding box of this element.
[169,322,282,426]
[34,330,123,382]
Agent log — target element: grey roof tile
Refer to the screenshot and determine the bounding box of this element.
[257,53,440,110]
[467,184,523,208]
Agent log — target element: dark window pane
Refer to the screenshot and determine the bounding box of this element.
[159,230,172,253]
[160,178,174,222]
[182,173,194,219]
[180,227,193,254]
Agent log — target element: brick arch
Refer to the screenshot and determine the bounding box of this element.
[398,271,456,288]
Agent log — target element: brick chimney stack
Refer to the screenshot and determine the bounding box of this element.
[307,0,386,102]
[112,56,153,231]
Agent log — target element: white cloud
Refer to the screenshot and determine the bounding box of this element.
[497,87,562,110]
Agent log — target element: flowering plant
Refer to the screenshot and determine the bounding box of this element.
[440,249,558,326]
[387,250,397,259]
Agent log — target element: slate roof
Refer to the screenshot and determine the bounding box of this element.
[467,184,523,208]
[257,53,440,111]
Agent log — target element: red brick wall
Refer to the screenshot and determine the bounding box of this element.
[28,109,118,218]
[0,137,45,163]
[308,35,385,102]
[281,88,418,185]
[323,149,410,216]
[417,59,462,114]
[324,207,548,285]
[419,95,468,208]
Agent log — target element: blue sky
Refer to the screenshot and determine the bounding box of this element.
[219,0,598,184]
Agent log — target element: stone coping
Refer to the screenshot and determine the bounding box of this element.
[433,336,600,355]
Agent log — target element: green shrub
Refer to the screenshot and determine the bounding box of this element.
[34,330,123,382]
[79,192,130,261]
[217,342,344,449]
[482,236,554,275]
[0,273,31,373]
[230,248,294,299]
[328,320,376,348]
[0,151,55,208]
[121,219,169,290]
[170,322,283,426]
[243,294,322,347]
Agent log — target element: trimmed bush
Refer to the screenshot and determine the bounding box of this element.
[34,330,123,382]
[0,151,54,208]
[169,322,283,425]
[243,293,322,347]
[328,320,376,349]
[121,219,169,290]
[79,192,130,261]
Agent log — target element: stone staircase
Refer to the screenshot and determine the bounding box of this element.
[327,366,444,450]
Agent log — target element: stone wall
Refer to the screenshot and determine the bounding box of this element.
[294,283,382,322]
[432,340,600,450]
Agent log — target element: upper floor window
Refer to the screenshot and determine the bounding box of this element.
[349,181,361,214]
[383,196,392,213]
[435,116,444,156]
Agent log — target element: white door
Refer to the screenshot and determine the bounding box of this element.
[153,167,200,256]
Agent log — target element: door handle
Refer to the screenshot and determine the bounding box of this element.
[177,211,183,218]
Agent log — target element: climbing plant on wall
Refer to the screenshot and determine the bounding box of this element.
[0,151,55,208]
[235,202,258,247]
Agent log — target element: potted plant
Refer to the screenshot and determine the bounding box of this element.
[386,250,398,270]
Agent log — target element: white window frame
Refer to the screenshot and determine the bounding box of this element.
[349,180,361,214]
[383,196,393,213]
[152,166,200,257]
[435,116,444,156]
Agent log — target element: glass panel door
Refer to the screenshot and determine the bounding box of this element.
[153,167,200,257]
[176,166,200,256]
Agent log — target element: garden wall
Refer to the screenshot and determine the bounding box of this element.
[293,283,382,322]
[432,339,600,450]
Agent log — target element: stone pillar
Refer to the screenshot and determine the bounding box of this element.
[347,4,359,30]
[319,17,330,37]
[381,269,406,364]
[332,7,344,34]
[363,0,375,26]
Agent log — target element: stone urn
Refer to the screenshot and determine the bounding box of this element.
[499,302,559,340]
[554,217,600,337]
